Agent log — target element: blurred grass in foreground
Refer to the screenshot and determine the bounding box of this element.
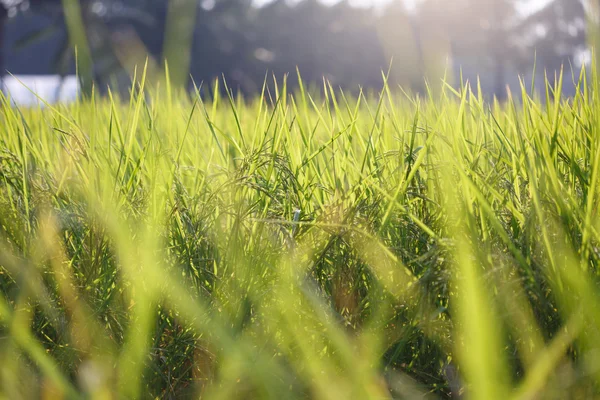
[1,65,600,399]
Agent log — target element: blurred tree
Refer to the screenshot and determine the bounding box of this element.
[4,0,157,95]
[487,0,519,99]
[251,0,385,90]
[190,0,257,91]
[0,2,7,86]
[516,0,586,74]
[377,2,429,92]
[7,0,586,101]
[586,0,600,65]
[426,0,521,99]
[2,0,95,94]
[0,0,31,86]
[61,0,93,95]
[163,0,197,89]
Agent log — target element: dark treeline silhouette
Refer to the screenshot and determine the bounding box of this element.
[0,0,590,98]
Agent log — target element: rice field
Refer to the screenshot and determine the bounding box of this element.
[1,67,599,399]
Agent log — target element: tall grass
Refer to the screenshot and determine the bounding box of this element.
[1,66,599,399]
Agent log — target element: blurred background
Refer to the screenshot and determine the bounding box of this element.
[0,0,594,103]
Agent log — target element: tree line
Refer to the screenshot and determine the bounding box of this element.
[0,0,590,97]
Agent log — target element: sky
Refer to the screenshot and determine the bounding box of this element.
[252,0,555,17]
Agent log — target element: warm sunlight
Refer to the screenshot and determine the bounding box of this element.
[0,1,597,398]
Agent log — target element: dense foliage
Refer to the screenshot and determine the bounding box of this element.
[1,0,589,97]
[1,68,600,398]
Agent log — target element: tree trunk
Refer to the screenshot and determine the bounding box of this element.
[61,0,94,97]
[163,0,198,90]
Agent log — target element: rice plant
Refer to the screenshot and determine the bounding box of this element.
[1,65,599,399]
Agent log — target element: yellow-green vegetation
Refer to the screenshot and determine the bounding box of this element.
[1,67,599,399]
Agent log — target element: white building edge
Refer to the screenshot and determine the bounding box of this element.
[0,75,80,106]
